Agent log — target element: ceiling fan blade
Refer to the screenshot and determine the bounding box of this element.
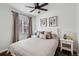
[39,8,48,11]
[34,3,37,7]
[25,6,35,8]
[39,3,48,7]
[30,9,35,12]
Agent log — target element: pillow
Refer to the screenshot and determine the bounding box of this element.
[38,31,44,37]
[45,32,52,39]
[39,33,45,39]
[52,33,58,39]
[40,31,44,34]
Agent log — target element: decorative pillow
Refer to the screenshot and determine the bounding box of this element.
[52,33,57,39]
[39,33,45,39]
[40,31,44,34]
[45,32,52,39]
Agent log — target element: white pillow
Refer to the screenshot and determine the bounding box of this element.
[31,35,37,38]
[39,33,45,39]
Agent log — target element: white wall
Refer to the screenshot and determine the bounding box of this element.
[32,16,36,34]
[0,4,13,51]
[76,4,79,55]
[36,3,76,32]
[36,3,77,51]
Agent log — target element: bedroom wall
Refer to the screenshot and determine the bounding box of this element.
[76,4,79,55]
[0,4,13,51]
[36,3,77,51]
[36,3,76,33]
[32,16,36,34]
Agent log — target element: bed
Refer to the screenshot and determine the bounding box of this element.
[8,37,58,56]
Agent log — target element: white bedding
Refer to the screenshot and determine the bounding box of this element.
[9,38,58,56]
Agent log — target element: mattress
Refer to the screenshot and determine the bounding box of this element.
[9,38,58,56]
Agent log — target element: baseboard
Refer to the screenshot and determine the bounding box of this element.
[0,49,8,53]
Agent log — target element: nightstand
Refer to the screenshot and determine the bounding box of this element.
[60,39,73,55]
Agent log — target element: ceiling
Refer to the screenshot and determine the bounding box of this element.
[9,3,53,16]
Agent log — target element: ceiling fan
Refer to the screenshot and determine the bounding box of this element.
[25,3,48,12]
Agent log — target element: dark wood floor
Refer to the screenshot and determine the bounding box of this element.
[0,51,12,56]
[55,47,77,56]
[0,47,77,56]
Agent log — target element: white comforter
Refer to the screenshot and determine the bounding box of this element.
[9,38,58,56]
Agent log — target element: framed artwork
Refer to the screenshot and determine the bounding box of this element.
[49,16,57,27]
[40,18,47,27]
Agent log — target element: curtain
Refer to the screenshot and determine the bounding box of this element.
[12,11,19,43]
[28,17,32,38]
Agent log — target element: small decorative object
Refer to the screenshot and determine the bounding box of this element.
[63,34,67,39]
[40,18,47,27]
[67,36,72,40]
[49,16,57,27]
[67,33,74,40]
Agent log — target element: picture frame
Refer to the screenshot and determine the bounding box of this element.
[49,16,57,27]
[40,18,47,27]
